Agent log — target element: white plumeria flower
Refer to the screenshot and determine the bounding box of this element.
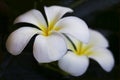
[58,29,114,76]
[6,6,89,63]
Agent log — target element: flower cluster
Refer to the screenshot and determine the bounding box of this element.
[6,5,114,76]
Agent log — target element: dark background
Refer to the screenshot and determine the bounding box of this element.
[0,0,120,80]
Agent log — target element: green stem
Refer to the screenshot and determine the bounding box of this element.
[70,0,87,8]
[34,0,43,9]
[41,63,69,76]
[34,1,37,9]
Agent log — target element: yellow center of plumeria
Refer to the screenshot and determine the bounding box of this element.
[40,22,61,36]
[72,42,92,56]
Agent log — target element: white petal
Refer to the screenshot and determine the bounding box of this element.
[14,9,47,29]
[88,29,109,48]
[33,33,67,63]
[44,6,73,26]
[88,47,114,72]
[55,16,89,43]
[58,51,89,76]
[6,27,41,55]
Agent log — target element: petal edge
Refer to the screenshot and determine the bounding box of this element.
[58,51,89,76]
[33,33,67,63]
[6,27,40,55]
[88,47,114,72]
[14,9,47,29]
[44,5,73,26]
[55,16,89,43]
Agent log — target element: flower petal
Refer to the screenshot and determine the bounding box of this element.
[44,6,73,26]
[88,47,114,72]
[88,29,109,48]
[6,27,41,55]
[58,51,89,76]
[33,33,67,63]
[55,16,89,43]
[14,9,47,29]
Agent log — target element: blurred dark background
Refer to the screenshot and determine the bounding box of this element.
[0,0,120,80]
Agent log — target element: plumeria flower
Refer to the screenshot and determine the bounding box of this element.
[6,6,89,63]
[58,29,114,76]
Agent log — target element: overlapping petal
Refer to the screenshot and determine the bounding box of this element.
[14,9,47,30]
[6,27,41,55]
[44,6,73,26]
[6,5,91,67]
[88,47,114,72]
[88,29,109,48]
[58,29,114,76]
[58,51,89,76]
[33,32,67,63]
[55,16,89,43]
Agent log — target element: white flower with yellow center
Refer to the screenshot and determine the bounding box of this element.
[58,29,114,76]
[6,6,89,63]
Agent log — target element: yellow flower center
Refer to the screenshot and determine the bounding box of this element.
[72,42,92,56]
[40,22,61,36]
